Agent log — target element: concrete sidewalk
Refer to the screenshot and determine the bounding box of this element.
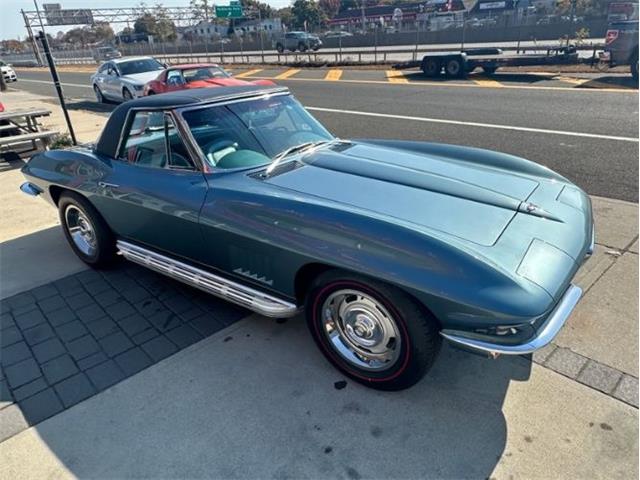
[0,316,637,480]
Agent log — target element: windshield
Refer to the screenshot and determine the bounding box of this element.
[182,94,333,169]
[118,58,164,75]
[182,67,230,82]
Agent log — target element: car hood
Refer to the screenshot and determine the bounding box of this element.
[265,141,540,247]
[185,78,275,88]
[122,71,163,84]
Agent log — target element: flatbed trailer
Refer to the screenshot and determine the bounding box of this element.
[393,47,580,78]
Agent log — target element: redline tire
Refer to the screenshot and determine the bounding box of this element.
[305,270,441,391]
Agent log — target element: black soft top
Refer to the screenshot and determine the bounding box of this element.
[95,85,289,158]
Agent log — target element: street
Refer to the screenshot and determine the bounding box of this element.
[13,67,639,201]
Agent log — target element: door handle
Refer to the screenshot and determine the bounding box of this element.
[98,181,119,189]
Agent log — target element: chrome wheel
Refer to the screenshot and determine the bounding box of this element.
[65,205,97,257]
[321,289,402,371]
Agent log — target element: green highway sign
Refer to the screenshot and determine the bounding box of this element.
[215,5,243,18]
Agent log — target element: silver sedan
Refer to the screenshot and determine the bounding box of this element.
[91,56,165,103]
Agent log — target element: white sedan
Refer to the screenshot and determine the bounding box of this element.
[91,56,165,103]
[0,60,17,83]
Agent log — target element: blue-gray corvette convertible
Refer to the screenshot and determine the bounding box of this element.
[21,85,594,390]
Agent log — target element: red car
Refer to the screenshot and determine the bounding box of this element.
[143,63,274,95]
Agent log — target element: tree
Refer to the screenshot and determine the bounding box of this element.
[190,0,212,21]
[241,0,274,19]
[318,0,340,19]
[277,7,294,28]
[64,22,114,46]
[291,0,326,30]
[338,0,359,12]
[0,39,25,53]
[134,6,177,41]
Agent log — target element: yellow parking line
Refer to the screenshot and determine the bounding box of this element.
[555,75,590,86]
[275,68,301,80]
[325,69,343,81]
[472,76,504,87]
[386,70,409,83]
[235,68,263,78]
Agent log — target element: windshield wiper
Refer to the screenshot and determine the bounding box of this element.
[265,140,328,177]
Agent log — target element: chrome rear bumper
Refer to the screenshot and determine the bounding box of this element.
[440,284,583,357]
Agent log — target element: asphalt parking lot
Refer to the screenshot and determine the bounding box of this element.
[0,68,638,478]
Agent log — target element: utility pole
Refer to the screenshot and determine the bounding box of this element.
[361,0,366,32]
[37,30,77,145]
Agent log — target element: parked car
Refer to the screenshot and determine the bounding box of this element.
[323,31,353,39]
[276,32,322,53]
[0,60,17,83]
[143,63,275,95]
[91,56,165,103]
[601,20,639,80]
[20,85,594,390]
[93,46,122,62]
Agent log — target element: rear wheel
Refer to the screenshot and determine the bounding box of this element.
[298,42,308,52]
[276,43,284,53]
[445,57,465,78]
[305,270,441,391]
[58,192,117,267]
[421,58,441,77]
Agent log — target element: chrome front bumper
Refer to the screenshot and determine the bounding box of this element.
[441,284,583,357]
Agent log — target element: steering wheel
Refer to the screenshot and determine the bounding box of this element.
[203,139,238,165]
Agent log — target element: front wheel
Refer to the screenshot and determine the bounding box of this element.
[305,271,441,390]
[122,88,133,101]
[94,84,106,103]
[59,192,117,267]
[631,51,638,82]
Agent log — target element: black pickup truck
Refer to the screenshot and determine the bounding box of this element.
[602,20,639,80]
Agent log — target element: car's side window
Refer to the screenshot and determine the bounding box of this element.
[107,64,118,76]
[118,111,195,170]
[98,63,109,74]
[166,70,183,86]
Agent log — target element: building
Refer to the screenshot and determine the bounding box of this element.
[328,1,467,31]
[183,20,229,38]
[233,18,283,37]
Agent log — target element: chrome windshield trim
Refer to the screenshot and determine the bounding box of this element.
[440,284,582,356]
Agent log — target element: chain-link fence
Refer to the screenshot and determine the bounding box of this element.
[2,15,607,67]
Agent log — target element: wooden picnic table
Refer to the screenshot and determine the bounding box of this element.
[0,107,59,151]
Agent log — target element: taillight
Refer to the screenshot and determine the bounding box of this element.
[605,29,619,44]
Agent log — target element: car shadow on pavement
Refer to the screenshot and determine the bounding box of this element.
[22,312,531,478]
[60,99,116,115]
[579,75,638,89]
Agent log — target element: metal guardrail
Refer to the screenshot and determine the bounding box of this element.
[8,43,603,67]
